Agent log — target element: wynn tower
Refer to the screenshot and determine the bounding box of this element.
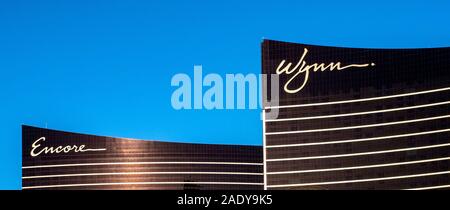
[262,40,450,190]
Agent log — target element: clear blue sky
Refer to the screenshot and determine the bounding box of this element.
[0,0,449,189]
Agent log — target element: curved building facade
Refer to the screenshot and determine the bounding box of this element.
[22,125,263,190]
[262,40,450,190]
[21,40,450,190]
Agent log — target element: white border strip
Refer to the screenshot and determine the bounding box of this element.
[267,157,450,175]
[23,161,263,170]
[265,114,450,135]
[262,110,268,190]
[266,143,450,162]
[266,87,450,109]
[267,171,450,188]
[267,101,450,122]
[267,128,450,148]
[405,184,450,190]
[23,181,264,189]
[23,171,263,179]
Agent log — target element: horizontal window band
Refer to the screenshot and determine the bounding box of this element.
[22,181,264,189]
[265,114,450,135]
[267,157,450,175]
[265,87,450,109]
[405,184,450,190]
[22,171,263,179]
[267,171,450,188]
[266,128,450,148]
[266,143,450,162]
[22,161,263,170]
[266,101,450,122]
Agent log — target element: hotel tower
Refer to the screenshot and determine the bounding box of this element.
[262,40,450,190]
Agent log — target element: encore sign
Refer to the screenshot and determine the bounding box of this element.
[276,48,375,94]
[30,137,107,157]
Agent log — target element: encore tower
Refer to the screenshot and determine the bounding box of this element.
[22,125,263,190]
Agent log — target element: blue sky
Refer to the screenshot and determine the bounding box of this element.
[0,0,449,189]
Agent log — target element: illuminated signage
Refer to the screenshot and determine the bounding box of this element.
[276,48,375,94]
[30,137,107,157]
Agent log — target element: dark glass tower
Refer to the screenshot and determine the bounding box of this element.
[262,40,450,190]
[22,125,263,190]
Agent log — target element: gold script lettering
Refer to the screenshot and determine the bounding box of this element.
[30,137,107,157]
[276,48,375,94]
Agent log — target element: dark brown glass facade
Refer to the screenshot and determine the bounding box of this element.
[22,125,263,190]
[262,40,450,190]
